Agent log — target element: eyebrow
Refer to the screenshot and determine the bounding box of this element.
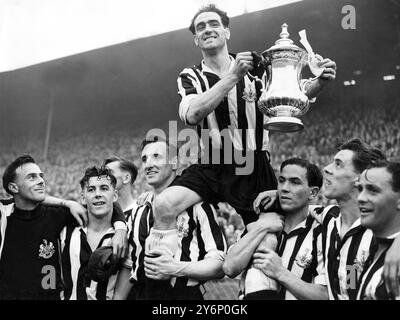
[87,183,110,188]
[26,172,44,178]
[196,19,220,28]
[278,175,303,182]
[365,183,381,192]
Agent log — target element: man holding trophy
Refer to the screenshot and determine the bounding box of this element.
[145,3,336,299]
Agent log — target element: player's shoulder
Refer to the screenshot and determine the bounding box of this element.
[0,199,14,218]
[41,203,68,212]
[309,204,340,225]
[191,201,219,218]
[179,63,202,75]
[40,203,70,222]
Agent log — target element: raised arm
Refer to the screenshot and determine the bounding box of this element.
[303,55,337,99]
[178,52,254,125]
[44,195,88,226]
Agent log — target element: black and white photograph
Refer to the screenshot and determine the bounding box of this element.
[0,0,399,308]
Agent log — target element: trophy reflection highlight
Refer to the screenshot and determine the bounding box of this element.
[255,23,319,132]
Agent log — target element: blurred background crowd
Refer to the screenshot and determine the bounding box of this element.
[2,99,399,247]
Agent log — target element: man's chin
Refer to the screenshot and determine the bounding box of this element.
[323,191,335,200]
[201,45,221,53]
[280,206,297,215]
[90,208,112,218]
[146,179,160,187]
[360,216,373,229]
[33,196,46,203]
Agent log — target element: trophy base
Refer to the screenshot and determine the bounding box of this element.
[264,116,304,132]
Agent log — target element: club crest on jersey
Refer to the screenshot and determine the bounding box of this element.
[353,250,369,273]
[295,248,313,269]
[242,84,257,102]
[176,214,189,238]
[39,239,55,259]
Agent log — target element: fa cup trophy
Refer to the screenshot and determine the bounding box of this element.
[250,23,324,132]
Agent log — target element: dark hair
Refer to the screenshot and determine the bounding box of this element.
[280,157,323,189]
[141,135,178,161]
[103,156,138,185]
[338,138,386,174]
[366,161,400,193]
[2,155,36,195]
[189,4,229,34]
[79,166,117,190]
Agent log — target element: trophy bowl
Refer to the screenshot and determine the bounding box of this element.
[256,23,311,132]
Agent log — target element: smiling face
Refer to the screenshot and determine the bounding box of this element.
[358,167,400,235]
[193,11,230,52]
[323,149,359,201]
[82,176,117,219]
[141,141,175,190]
[12,163,46,203]
[278,164,316,214]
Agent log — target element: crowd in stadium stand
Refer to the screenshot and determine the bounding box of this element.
[1,101,399,247]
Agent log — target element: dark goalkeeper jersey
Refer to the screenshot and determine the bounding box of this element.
[0,203,71,299]
[0,201,125,300]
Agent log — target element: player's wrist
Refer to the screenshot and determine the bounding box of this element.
[171,261,189,277]
[225,71,240,84]
[62,199,73,208]
[254,218,274,233]
[275,267,290,283]
[113,221,128,231]
[146,228,179,256]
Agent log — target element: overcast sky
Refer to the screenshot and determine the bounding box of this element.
[0,0,302,72]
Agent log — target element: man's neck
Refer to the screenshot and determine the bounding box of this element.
[202,46,231,76]
[152,173,176,196]
[117,186,135,211]
[374,215,400,239]
[284,206,309,233]
[87,214,113,232]
[337,195,360,235]
[86,213,113,252]
[14,197,40,211]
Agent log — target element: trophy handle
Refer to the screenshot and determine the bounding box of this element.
[307,52,324,80]
[247,72,265,91]
[247,51,271,92]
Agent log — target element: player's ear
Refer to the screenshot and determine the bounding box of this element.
[8,182,18,195]
[122,172,130,185]
[113,190,118,203]
[309,186,320,200]
[194,35,199,47]
[80,192,87,206]
[225,27,230,40]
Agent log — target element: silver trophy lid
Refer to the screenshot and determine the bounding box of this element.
[267,23,302,51]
